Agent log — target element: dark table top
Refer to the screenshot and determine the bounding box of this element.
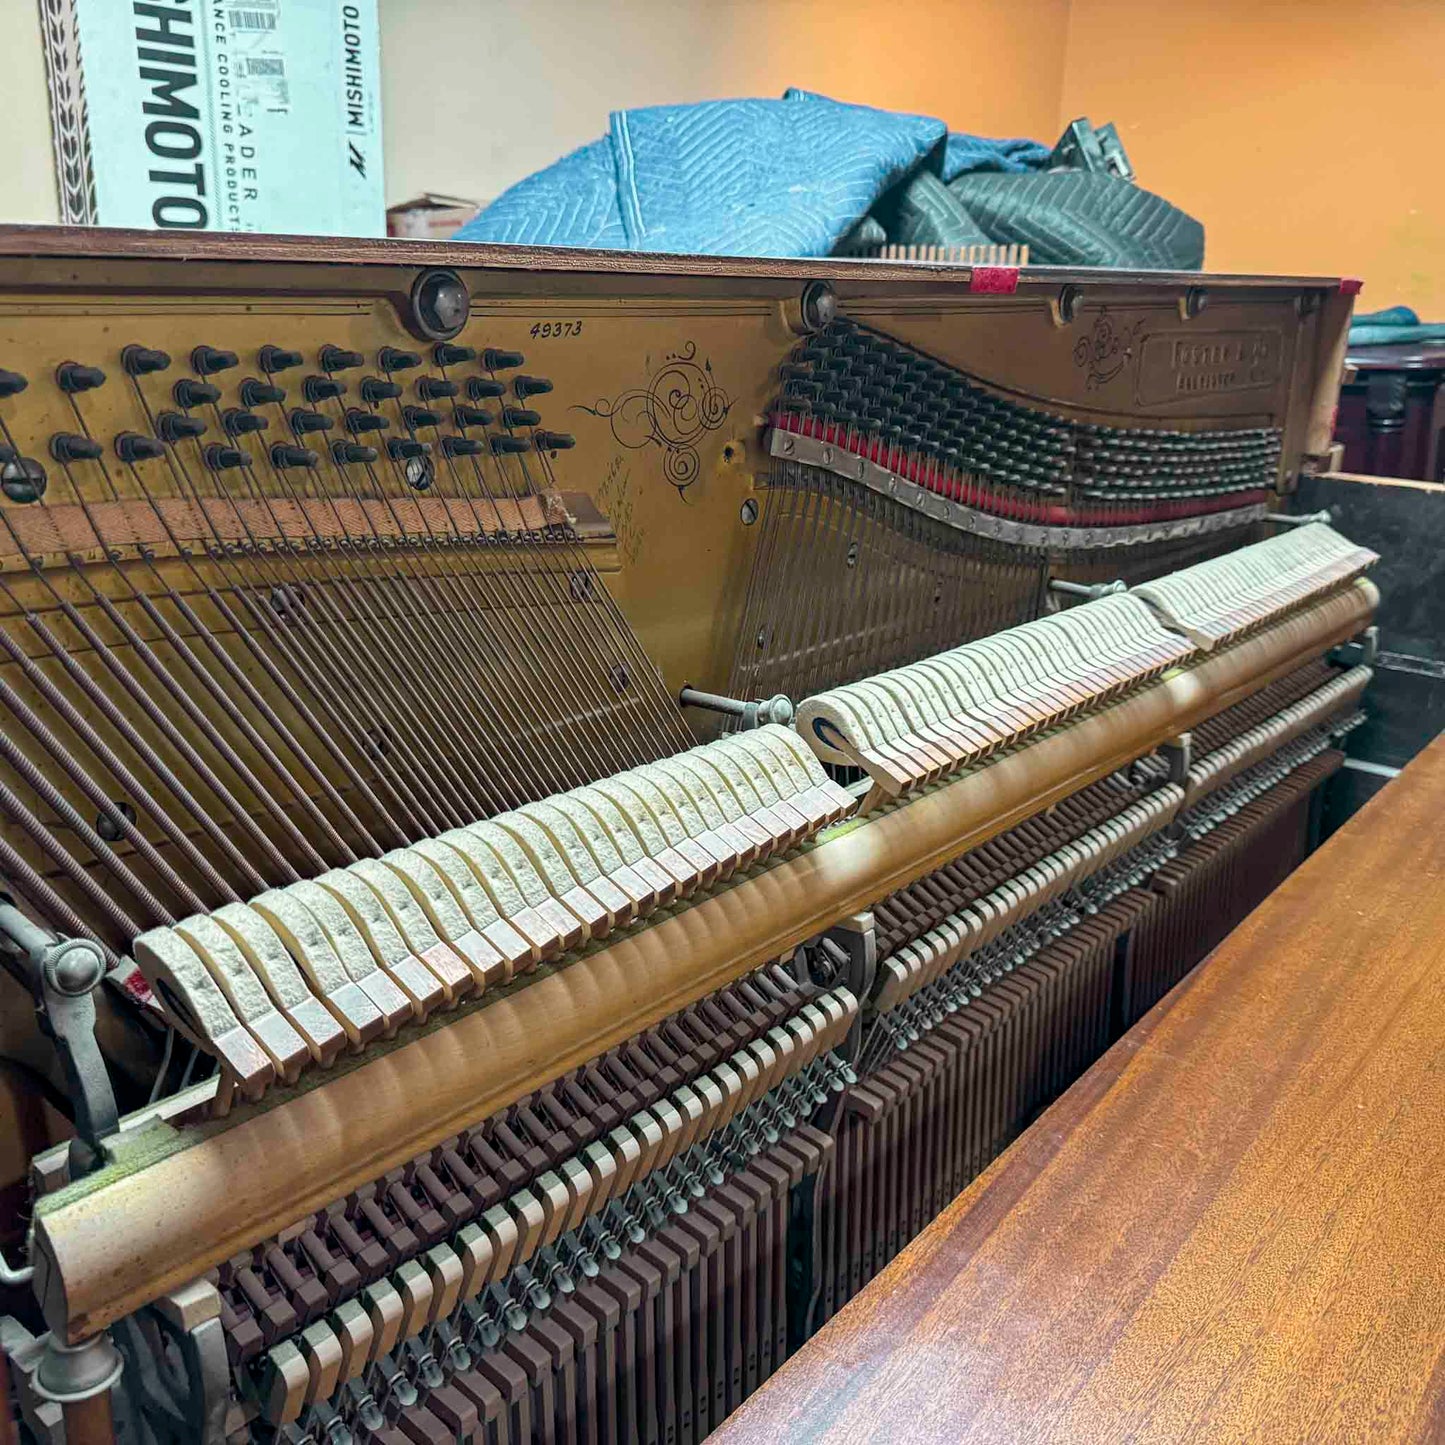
[1346,340,1445,372]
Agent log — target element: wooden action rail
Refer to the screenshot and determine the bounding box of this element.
[709,719,1445,1445]
[27,576,1376,1346]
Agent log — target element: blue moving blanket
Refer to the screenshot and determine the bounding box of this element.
[1348,305,1445,349]
[456,90,1049,257]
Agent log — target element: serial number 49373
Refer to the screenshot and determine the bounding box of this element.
[530,320,584,339]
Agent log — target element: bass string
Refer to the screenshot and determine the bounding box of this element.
[135,380,481,839]
[383,359,688,767]
[0,428,293,937]
[476,362,694,757]
[52,395,364,871]
[292,367,686,792]
[44,397,332,876]
[328,379,652,793]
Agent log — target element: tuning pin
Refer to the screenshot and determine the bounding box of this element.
[319,345,363,373]
[452,404,492,427]
[440,436,483,458]
[204,445,252,471]
[416,376,458,400]
[271,444,318,469]
[174,379,220,408]
[345,410,389,434]
[56,362,105,394]
[239,378,285,407]
[482,348,524,370]
[465,377,504,400]
[489,434,530,455]
[378,347,421,373]
[121,346,169,377]
[258,345,303,374]
[49,433,103,463]
[156,411,206,442]
[223,409,267,436]
[289,409,332,435]
[433,343,476,366]
[501,406,541,428]
[191,345,238,375]
[513,374,553,398]
[114,432,166,463]
[360,377,401,403]
[534,430,575,451]
[302,375,345,402]
[402,406,440,430]
[331,440,378,465]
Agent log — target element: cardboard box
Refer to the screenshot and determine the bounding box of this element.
[40,0,384,235]
[386,193,482,241]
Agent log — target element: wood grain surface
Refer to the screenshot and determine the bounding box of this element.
[0,222,1335,289]
[711,732,1445,1445]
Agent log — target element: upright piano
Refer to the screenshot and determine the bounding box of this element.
[0,230,1380,1445]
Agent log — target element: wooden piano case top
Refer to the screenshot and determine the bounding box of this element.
[709,731,1445,1445]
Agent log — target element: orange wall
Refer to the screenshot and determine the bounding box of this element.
[763,0,1071,143]
[1061,0,1445,312]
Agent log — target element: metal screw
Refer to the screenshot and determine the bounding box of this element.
[761,694,795,726]
[798,280,837,333]
[44,941,105,997]
[95,800,137,843]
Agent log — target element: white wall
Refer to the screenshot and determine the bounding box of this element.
[0,0,63,223]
